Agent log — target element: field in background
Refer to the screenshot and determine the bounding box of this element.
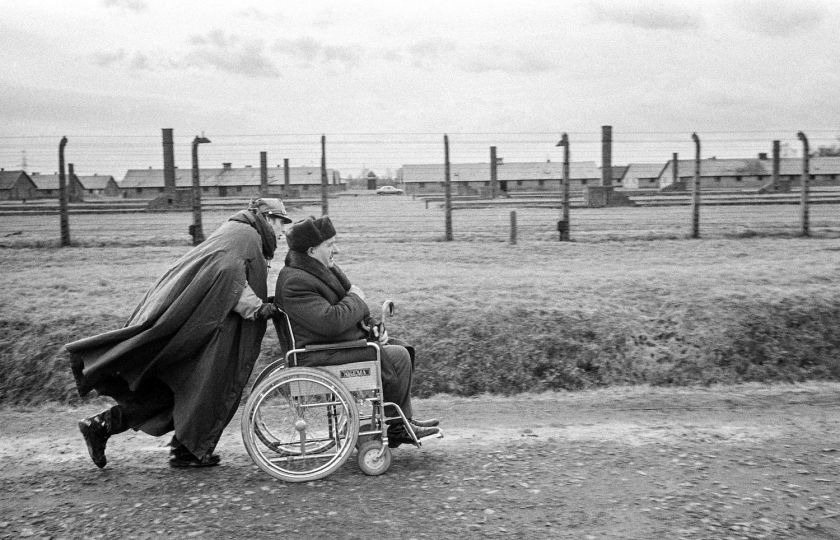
[1,228,839,404]
[1,196,840,247]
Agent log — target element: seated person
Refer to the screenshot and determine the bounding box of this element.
[274,216,439,448]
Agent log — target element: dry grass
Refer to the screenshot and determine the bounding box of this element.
[2,231,840,404]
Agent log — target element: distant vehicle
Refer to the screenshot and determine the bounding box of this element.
[376,185,404,195]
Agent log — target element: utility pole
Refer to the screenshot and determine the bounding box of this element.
[58,136,70,246]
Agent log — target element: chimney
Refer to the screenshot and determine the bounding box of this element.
[222,163,232,170]
[162,128,176,194]
[758,152,768,160]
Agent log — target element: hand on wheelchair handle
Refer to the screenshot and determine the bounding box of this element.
[256,303,277,320]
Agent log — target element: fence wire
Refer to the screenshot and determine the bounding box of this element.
[1,196,839,247]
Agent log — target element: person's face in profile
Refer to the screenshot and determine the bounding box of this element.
[309,237,338,268]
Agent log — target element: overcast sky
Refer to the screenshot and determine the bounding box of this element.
[1,0,839,177]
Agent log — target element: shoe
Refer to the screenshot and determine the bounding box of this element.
[387,422,441,448]
[169,452,221,468]
[78,413,110,469]
[409,417,440,428]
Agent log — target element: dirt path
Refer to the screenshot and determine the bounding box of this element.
[1,383,839,539]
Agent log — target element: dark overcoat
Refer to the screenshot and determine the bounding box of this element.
[274,250,372,365]
[66,211,273,458]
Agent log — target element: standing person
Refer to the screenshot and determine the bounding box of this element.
[67,198,293,468]
[274,216,440,448]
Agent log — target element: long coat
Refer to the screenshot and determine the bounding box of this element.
[66,211,274,458]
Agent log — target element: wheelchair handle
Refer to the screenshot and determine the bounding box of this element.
[381,300,394,320]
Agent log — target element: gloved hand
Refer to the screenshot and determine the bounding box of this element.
[256,303,277,320]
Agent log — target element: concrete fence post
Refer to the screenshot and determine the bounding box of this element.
[691,133,701,239]
[797,131,810,237]
[556,133,570,241]
[58,136,70,246]
[444,134,453,241]
[320,135,329,216]
[191,135,211,246]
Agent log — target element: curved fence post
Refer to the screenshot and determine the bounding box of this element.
[691,133,701,239]
[556,133,570,241]
[58,136,71,246]
[797,131,810,237]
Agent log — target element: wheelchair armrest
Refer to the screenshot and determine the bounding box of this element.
[304,339,370,352]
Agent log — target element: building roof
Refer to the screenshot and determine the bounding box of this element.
[399,161,601,183]
[775,157,840,175]
[120,165,342,188]
[660,158,771,180]
[0,170,32,190]
[29,173,84,190]
[76,174,116,190]
[621,163,667,183]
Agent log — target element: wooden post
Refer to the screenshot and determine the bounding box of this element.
[58,136,70,246]
[259,151,268,196]
[490,146,498,199]
[509,210,517,245]
[321,135,329,216]
[691,133,701,239]
[444,134,453,241]
[798,131,810,237]
[772,140,780,188]
[283,158,290,193]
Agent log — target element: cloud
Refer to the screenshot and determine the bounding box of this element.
[273,37,361,67]
[729,0,824,37]
[589,0,702,31]
[102,0,147,12]
[92,49,126,67]
[459,48,556,74]
[181,30,280,78]
[405,39,457,68]
[90,49,152,71]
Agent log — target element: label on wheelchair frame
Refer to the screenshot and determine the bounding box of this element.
[340,368,371,378]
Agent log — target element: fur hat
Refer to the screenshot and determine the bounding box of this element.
[286,216,336,252]
[248,197,292,223]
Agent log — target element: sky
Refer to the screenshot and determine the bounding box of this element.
[1,0,839,178]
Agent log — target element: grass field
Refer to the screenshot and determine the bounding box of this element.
[1,206,839,405]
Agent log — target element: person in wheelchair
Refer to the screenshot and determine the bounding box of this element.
[274,216,440,448]
[67,198,291,469]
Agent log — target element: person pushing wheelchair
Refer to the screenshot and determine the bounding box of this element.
[274,216,440,448]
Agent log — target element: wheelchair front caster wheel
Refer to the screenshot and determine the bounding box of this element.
[357,440,391,476]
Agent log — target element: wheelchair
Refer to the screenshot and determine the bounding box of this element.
[240,301,442,482]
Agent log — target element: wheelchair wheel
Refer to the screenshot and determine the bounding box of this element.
[357,440,392,476]
[241,367,359,482]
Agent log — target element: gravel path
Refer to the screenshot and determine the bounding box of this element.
[1,383,839,539]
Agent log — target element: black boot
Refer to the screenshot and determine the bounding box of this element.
[78,410,111,469]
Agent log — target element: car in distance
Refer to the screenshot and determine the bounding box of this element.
[375,185,404,195]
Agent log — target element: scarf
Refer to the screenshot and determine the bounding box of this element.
[229,209,277,260]
[284,250,352,298]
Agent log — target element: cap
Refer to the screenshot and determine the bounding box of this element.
[248,197,292,223]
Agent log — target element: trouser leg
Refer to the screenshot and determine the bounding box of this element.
[380,344,413,419]
[108,378,174,435]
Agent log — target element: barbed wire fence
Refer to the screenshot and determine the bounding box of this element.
[1,129,839,247]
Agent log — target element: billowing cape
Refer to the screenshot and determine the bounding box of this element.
[66,211,272,458]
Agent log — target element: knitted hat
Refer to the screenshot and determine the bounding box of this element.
[248,197,292,223]
[286,216,337,252]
